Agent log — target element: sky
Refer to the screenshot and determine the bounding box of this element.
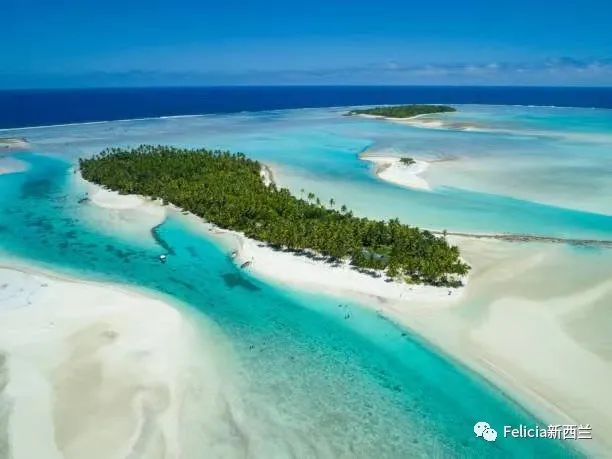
[2,0,612,88]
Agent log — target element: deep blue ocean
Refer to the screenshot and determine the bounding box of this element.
[1,85,612,129]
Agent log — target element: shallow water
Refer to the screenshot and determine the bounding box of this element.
[2,103,609,457]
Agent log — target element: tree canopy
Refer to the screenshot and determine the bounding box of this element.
[80,145,469,287]
[348,105,456,118]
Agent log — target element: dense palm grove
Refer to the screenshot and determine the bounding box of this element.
[348,104,456,118]
[80,145,469,286]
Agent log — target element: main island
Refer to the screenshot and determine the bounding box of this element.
[79,145,469,287]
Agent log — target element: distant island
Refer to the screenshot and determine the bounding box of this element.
[347,105,456,118]
[80,146,469,286]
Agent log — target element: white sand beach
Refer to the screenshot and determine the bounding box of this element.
[390,117,484,132]
[0,261,254,459]
[361,155,431,191]
[355,112,446,129]
[83,175,166,222]
[389,116,446,130]
[73,173,167,244]
[354,112,486,132]
[238,234,458,303]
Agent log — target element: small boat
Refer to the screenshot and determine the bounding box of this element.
[240,260,252,269]
[231,250,238,258]
[159,254,167,263]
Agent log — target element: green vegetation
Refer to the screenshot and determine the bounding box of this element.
[348,104,456,118]
[80,145,469,286]
[399,157,416,166]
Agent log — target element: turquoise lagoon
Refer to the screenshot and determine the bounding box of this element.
[2,104,610,457]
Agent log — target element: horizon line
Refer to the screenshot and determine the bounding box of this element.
[2,84,612,92]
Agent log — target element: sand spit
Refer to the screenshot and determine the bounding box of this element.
[0,262,252,459]
[360,155,431,191]
[0,158,28,175]
[0,138,29,151]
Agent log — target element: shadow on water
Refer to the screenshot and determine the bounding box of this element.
[221,272,261,291]
[20,178,55,199]
[151,223,176,255]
